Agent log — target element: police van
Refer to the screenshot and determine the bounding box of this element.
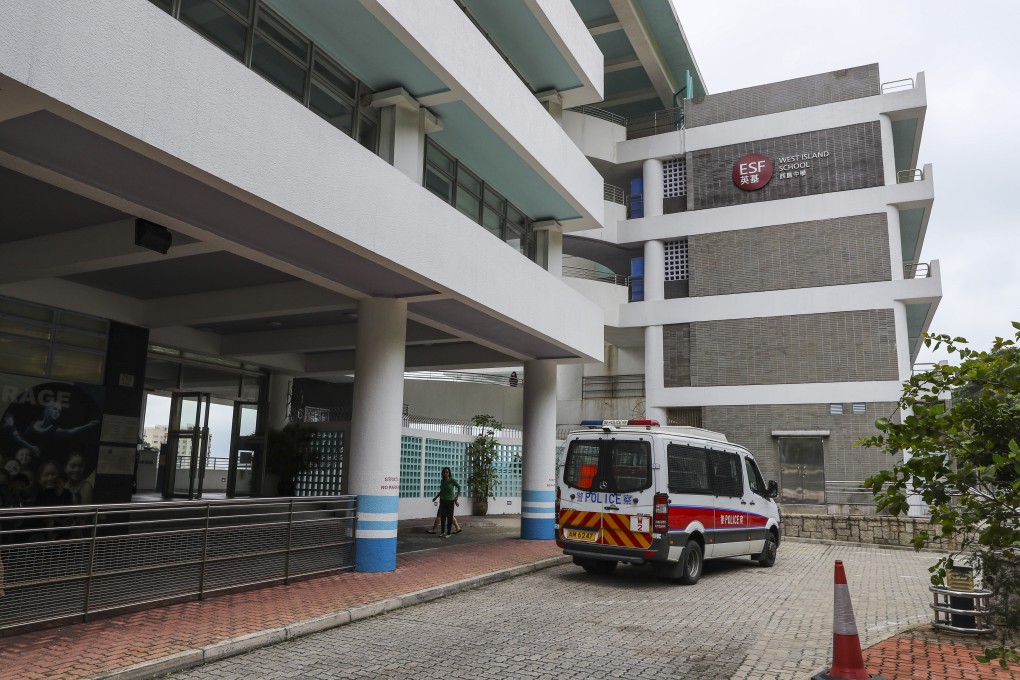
[556,420,781,584]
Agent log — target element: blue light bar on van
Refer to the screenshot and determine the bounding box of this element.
[580,420,604,427]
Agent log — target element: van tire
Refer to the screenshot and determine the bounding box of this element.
[581,559,617,576]
[757,532,778,567]
[677,541,702,585]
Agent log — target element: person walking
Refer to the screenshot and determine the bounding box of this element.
[425,509,461,534]
[431,467,460,538]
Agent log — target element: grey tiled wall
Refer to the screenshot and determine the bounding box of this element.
[663,309,899,388]
[663,324,691,387]
[702,402,900,486]
[687,122,884,210]
[685,64,880,128]
[689,214,892,296]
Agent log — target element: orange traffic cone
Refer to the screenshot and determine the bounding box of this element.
[812,560,884,680]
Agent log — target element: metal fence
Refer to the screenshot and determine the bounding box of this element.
[568,104,627,127]
[604,183,626,204]
[0,496,356,635]
[904,261,931,278]
[562,266,630,287]
[627,107,684,139]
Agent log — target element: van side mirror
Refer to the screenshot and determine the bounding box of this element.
[767,480,779,499]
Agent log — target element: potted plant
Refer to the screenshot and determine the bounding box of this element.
[264,421,318,496]
[466,414,502,516]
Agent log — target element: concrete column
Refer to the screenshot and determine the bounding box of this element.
[887,206,905,279]
[521,359,557,540]
[348,297,407,572]
[372,88,441,184]
[266,373,291,429]
[892,301,912,383]
[642,158,664,218]
[643,325,667,424]
[536,90,563,126]
[534,221,563,276]
[643,239,664,302]
[879,114,898,186]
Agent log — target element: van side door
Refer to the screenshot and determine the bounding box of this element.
[744,455,772,555]
[708,449,748,557]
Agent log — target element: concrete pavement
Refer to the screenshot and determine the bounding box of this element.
[0,516,1013,679]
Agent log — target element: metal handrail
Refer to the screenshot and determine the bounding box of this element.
[404,370,521,387]
[562,266,630,287]
[403,413,523,439]
[881,78,915,94]
[604,183,626,205]
[0,496,357,634]
[569,104,627,127]
[627,107,684,140]
[897,168,924,183]
[904,261,931,278]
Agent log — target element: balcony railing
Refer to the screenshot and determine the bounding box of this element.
[604,183,626,205]
[626,107,684,140]
[897,168,925,183]
[562,266,630,287]
[569,105,627,127]
[904,261,931,278]
[881,77,915,94]
[0,497,357,634]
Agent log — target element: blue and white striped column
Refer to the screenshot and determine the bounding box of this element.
[349,298,406,572]
[521,359,557,540]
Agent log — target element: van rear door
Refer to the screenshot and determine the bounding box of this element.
[560,435,655,550]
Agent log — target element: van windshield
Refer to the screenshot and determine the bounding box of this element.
[564,439,652,493]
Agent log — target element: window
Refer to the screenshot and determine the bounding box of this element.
[563,441,600,490]
[251,9,309,102]
[179,0,252,62]
[667,444,711,495]
[708,450,744,497]
[744,457,767,497]
[0,297,108,384]
[852,403,867,415]
[829,403,844,415]
[563,439,652,493]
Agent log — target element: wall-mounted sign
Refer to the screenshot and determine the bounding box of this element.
[776,150,830,180]
[732,153,773,191]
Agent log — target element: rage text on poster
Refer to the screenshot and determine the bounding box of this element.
[1,384,71,408]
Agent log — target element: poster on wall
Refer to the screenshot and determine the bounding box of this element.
[0,374,104,507]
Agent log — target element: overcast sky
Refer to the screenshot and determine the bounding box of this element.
[677,1,1020,362]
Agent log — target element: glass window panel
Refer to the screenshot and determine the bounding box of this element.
[456,188,481,221]
[482,206,502,237]
[240,374,262,401]
[358,116,378,152]
[148,0,174,13]
[57,312,106,334]
[607,441,652,493]
[505,220,525,253]
[55,330,106,351]
[220,0,252,19]
[563,441,600,490]
[256,11,308,62]
[458,170,481,196]
[182,364,242,399]
[0,318,52,341]
[483,187,505,211]
[313,55,357,98]
[425,168,452,203]
[251,34,307,101]
[426,142,455,176]
[180,0,249,61]
[0,298,53,323]
[238,403,260,437]
[310,82,355,134]
[507,205,527,229]
[0,338,48,376]
[51,347,104,384]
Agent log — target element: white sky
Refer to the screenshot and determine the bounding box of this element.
[676,1,1020,362]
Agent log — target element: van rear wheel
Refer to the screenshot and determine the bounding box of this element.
[580,559,617,576]
[678,541,702,585]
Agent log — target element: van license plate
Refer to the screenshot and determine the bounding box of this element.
[564,528,598,542]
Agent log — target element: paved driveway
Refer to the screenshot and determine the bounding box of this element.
[171,541,939,679]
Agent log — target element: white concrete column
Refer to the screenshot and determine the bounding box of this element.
[521,359,557,539]
[642,158,664,218]
[643,325,667,424]
[348,297,407,572]
[266,373,291,429]
[537,90,563,126]
[886,206,905,279]
[892,301,912,383]
[371,88,441,184]
[534,221,563,276]
[879,114,898,186]
[643,239,665,303]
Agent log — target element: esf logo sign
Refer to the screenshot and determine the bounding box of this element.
[731,153,773,191]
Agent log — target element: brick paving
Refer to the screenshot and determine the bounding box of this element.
[0,526,1016,679]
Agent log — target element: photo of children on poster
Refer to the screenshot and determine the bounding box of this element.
[0,378,103,509]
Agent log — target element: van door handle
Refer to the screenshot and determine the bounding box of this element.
[604,505,619,511]
[749,500,756,506]
[740,500,747,505]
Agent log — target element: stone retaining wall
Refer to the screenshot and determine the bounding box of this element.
[782,514,960,550]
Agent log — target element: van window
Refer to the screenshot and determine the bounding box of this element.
[563,439,652,493]
[708,450,744,497]
[744,457,768,497]
[667,444,711,494]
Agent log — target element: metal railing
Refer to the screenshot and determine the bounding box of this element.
[881,77,915,94]
[402,414,522,439]
[404,370,521,387]
[627,107,684,140]
[0,496,356,634]
[904,261,931,278]
[897,168,924,183]
[604,183,626,205]
[569,105,627,127]
[562,266,630,287]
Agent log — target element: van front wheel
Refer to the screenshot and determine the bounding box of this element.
[678,541,702,585]
[757,532,778,567]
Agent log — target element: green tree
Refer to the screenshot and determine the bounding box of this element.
[861,322,1020,667]
[466,414,502,514]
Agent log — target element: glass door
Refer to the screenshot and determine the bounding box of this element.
[163,392,211,499]
[227,401,263,498]
[778,437,825,505]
